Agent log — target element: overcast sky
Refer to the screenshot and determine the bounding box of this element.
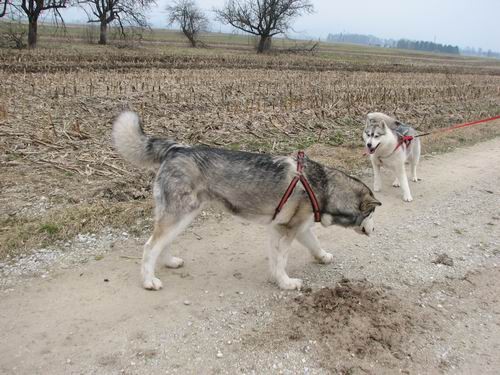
[61,0,500,51]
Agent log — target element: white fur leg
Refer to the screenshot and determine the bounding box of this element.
[141,211,198,291]
[372,159,382,192]
[279,277,303,290]
[396,168,413,202]
[296,228,333,264]
[142,236,164,291]
[268,226,302,290]
[410,140,421,182]
[163,255,184,268]
[410,159,419,182]
[143,277,163,291]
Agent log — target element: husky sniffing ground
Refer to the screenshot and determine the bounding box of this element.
[363,112,421,202]
[112,111,381,291]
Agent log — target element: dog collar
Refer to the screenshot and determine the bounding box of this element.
[273,151,321,222]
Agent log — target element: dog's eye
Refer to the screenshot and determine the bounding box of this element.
[374,135,379,138]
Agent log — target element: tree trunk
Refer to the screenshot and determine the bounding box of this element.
[99,21,107,45]
[181,27,197,47]
[257,35,272,53]
[187,33,196,47]
[28,18,38,48]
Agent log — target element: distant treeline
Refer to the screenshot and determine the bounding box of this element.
[396,39,459,54]
[326,33,386,47]
[461,47,500,59]
[326,33,498,58]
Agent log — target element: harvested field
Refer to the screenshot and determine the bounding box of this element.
[1,41,500,256]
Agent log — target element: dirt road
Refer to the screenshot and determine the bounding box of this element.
[1,139,500,374]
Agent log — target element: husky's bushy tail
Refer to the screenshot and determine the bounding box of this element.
[112,111,177,169]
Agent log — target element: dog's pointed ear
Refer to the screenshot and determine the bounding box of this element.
[360,195,382,212]
[380,119,389,130]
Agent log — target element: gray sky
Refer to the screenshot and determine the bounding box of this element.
[61,0,500,51]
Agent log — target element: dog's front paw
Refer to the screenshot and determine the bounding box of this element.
[279,278,303,290]
[392,180,401,187]
[412,177,421,182]
[373,185,381,192]
[143,277,163,291]
[403,195,413,202]
[318,252,334,264]
[164,256,184,269]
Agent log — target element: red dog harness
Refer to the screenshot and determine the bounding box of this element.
[393,135,414,152]
[273,151,321,222]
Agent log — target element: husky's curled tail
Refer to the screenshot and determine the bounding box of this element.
[112,111,176,170]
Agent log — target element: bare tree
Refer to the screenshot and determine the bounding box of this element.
[215,0,313,53]
[78,0,155,45]
[0,0,68,48]
[166,0,208,47]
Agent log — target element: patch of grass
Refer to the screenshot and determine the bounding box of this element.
[326,131,346,146]
[39,223,60,236]
[227,142,241,151]
[0,201,152,258]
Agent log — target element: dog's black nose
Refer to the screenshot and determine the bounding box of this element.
[362,227,366,233]
[367,143,372,149]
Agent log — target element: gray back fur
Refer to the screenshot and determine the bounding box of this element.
[113,111,380,228]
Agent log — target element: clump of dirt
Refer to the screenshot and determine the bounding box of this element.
[94,181,150,202]
[432,253,454,266]
[288,278,433,373]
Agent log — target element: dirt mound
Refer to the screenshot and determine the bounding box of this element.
[289,279,432,373]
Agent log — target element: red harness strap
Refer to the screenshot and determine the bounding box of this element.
[393,135,414,152]
[273,151,322,222]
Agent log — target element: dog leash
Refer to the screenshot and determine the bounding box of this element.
[399,114,500,143]
[273,151,322,223]
[412,114,500,139]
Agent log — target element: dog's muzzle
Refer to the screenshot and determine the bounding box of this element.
[356,214,375,236]
[366,143,380,155]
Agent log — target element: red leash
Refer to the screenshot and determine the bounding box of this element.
[273,151,321,223]
[415,114,500,138]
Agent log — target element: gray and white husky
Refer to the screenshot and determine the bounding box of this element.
[113,111,381,291]
[363,112,421,202]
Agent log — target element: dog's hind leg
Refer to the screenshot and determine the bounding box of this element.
[268,225,302,290]
[142,210,199,290]
[371,157,382,192]
[296,227,333,264]
[410,141,421,182]
[395,165,413,202]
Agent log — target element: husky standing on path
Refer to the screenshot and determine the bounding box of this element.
[363,112,421,202]
[112,111,382,291]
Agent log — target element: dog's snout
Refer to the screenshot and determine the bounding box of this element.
[367,143,372,149]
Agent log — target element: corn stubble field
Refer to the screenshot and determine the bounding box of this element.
[1,31,500,257]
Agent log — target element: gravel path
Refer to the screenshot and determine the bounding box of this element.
[1,138,499,374]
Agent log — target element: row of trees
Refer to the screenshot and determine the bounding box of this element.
[327,32,464,56]
[396,39,459,54]
[0,0,314,52]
